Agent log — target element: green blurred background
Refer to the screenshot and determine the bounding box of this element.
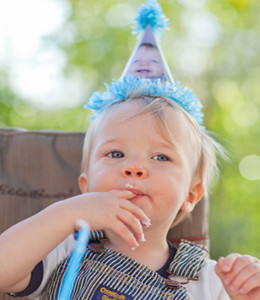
[0,0,259,260]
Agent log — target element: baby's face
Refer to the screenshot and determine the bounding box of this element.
[126,46,165,78]
[86,101,198,230]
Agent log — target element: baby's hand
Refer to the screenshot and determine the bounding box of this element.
[71,190,150,250]
[215,253,260,299]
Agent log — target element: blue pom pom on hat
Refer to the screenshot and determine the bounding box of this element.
[132,0,170,35]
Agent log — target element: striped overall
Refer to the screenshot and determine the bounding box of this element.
[40,231,208,300]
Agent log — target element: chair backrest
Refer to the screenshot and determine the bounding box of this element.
[0,128,209,300]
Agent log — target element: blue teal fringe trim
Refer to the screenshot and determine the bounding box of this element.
[84,76,204,127]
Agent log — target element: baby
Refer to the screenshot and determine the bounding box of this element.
[0,78,260,299]
[125,43,166,80]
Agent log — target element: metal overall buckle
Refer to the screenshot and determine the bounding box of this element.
[165,272,200,290]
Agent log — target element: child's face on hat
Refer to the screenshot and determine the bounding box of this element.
[84,101,202,230]
[126,46,165,79]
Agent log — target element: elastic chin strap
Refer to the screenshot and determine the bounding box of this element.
[138,74,167,82]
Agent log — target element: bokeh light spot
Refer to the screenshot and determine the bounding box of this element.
[106,4,134,28]
[213,79,243,108]
[232,101,259,127]
[239,155,260,181]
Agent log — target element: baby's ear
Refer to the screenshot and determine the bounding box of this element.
[78,173,88,193]
[180,181,204,213]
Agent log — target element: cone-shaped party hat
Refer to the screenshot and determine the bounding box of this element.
[85,0,205,128]
[121,0,174,83]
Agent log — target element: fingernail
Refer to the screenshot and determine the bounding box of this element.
[141,219,151,227]
[131,242,139,250]
[140,233,146,242]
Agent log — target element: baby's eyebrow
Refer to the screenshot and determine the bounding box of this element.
[97,138,122,148]
[156,140,177,152]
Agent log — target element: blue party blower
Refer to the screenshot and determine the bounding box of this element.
[57,220,90,300]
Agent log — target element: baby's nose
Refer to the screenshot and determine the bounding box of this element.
[122,164,147,178]
[141,60,149,65]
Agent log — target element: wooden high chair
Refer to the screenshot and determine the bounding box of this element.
[0,128,209,300]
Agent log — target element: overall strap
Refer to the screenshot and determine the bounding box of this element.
[89,230,106,241]
[168,240,208,279]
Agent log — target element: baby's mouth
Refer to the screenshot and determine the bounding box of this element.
[127,188,145,201]
[125,184,146,201]
[137,69,150,74]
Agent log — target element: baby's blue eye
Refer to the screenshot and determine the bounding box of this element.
[133,59,140,63]
[153,154,169,161]
[107,151,124,158]
[151,59,159,63]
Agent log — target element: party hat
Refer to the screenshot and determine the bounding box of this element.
[121,0,174,83]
